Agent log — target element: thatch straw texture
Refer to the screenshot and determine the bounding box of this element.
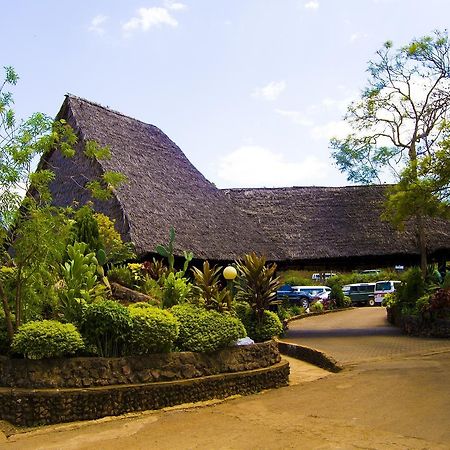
[41,95,450,266]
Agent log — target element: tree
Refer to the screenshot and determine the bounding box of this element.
[0,66,127,340]
[331,31,450,274]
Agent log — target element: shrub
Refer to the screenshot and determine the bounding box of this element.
[81,300,132,357]
[326,278,345,307]
[128,304,179,354]
[11,320,84,359]
[415,294,431,314]
[429,288,450,316]
[311,302,324,312]
[162,272,192,308]
[107,265,136,289]
[443,272,450,289]
[238,309,283,342]
[171,304,246,353]
[397,267,426,305]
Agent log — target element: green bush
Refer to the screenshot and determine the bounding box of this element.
[107,266,135,289]
[238,309,283,342]
[11,320,84,359]
[128,304,179,354]
[81,300,132,357]
[397,267,425,305]
[311,302,324,312]
[171,304,246,353]
[162,272,192,308]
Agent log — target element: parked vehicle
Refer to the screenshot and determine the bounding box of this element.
[358,269,381,276]
[343,283,376,306]
[293,286,331,301]
[311,272,336,281]
[374,280,402,305]
[276,284,314,309]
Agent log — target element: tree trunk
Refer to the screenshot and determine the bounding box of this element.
[0,282,14,341]
[416,215,428,277]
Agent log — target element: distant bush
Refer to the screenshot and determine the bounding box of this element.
[107,266,136,289]
[128,304,179,354]
[397,267,425,305]
[238,309,283,342]
[11,320,84,359]
[311,302,324,312]
[81,300,132,357]
[171,304,246,353]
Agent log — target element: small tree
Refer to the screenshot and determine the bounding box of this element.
[235,253,280,323]
[331,31,450,275]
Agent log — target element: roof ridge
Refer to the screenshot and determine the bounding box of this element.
[65,93,157,129]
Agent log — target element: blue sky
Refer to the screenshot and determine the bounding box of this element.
[2,0,450,188]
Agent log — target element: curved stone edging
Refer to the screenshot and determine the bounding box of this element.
[0,341,280,388]
[276,340,342,373]
[0,360,290,427]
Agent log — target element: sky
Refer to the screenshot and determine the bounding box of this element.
[2,0,450,188]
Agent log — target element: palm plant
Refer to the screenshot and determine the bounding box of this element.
[235,253,280,323]
[191,261,229,312]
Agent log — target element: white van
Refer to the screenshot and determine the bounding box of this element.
[311,273,336,281]
[374,280,402,305]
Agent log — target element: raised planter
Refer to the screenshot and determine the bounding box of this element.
[0,341,289,426]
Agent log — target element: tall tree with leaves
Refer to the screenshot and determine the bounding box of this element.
[0,66,127,340]
[331,31,450,274]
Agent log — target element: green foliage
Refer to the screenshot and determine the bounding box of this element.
[415,294,431,314]
[94,213,136,264]
[72,205,103,254]
[429,288,450,316]
[396,267,426,305]
[85,171,127,201]
[311,302,324,312]
[0,308,10,354]
[325,277,345,307]
[161,272,192,308]
[128,304,179,354]
[60,242,107,324]
[238,309,283,343]
[171,304,246,353]
[192,261,229,312]
[282,275,313,286]
[107,265,136,289]
[11,320,84,359]
[142,258,168,281]
[81,300,132,357]
[382,292,397,308]
[235,253,280,322]
[443,272,450,289]
[156,227,176,271]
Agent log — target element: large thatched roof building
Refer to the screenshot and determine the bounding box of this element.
[41,95,450,269]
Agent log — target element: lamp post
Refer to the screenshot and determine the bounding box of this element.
[223,265,237,310]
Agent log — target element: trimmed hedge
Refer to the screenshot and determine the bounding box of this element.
[128,304,179,354]
[236,305,283,342]
[11,320,84,359]
[81,300,132,357]
[171,304,246,353]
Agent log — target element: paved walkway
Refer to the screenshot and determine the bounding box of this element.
[1,309,450,449]
[283,307,450,365]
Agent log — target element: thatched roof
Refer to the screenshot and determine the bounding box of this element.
[223,186,450,265]
[43,95,450,267]
[44,95,277,260]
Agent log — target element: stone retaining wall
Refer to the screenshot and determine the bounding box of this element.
[0,361,289,426]
[0,341,280,388]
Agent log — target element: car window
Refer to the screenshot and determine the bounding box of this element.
[375,281,391,291]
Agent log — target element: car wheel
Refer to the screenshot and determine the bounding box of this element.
[301,298,309,309]
[368,298,375,307]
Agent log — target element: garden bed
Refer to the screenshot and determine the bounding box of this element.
[387,306,450,338]
[0,342,289,426]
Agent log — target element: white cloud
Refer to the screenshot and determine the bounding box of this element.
[252,80,286,101]
[304,1,319,10]
[164,0,187,11]
[275,109,314,127]
[89,15,108,35]
[123,7,178,34]
[310,120,352,141]
[217,145,328,187]
[350,32,368,43]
